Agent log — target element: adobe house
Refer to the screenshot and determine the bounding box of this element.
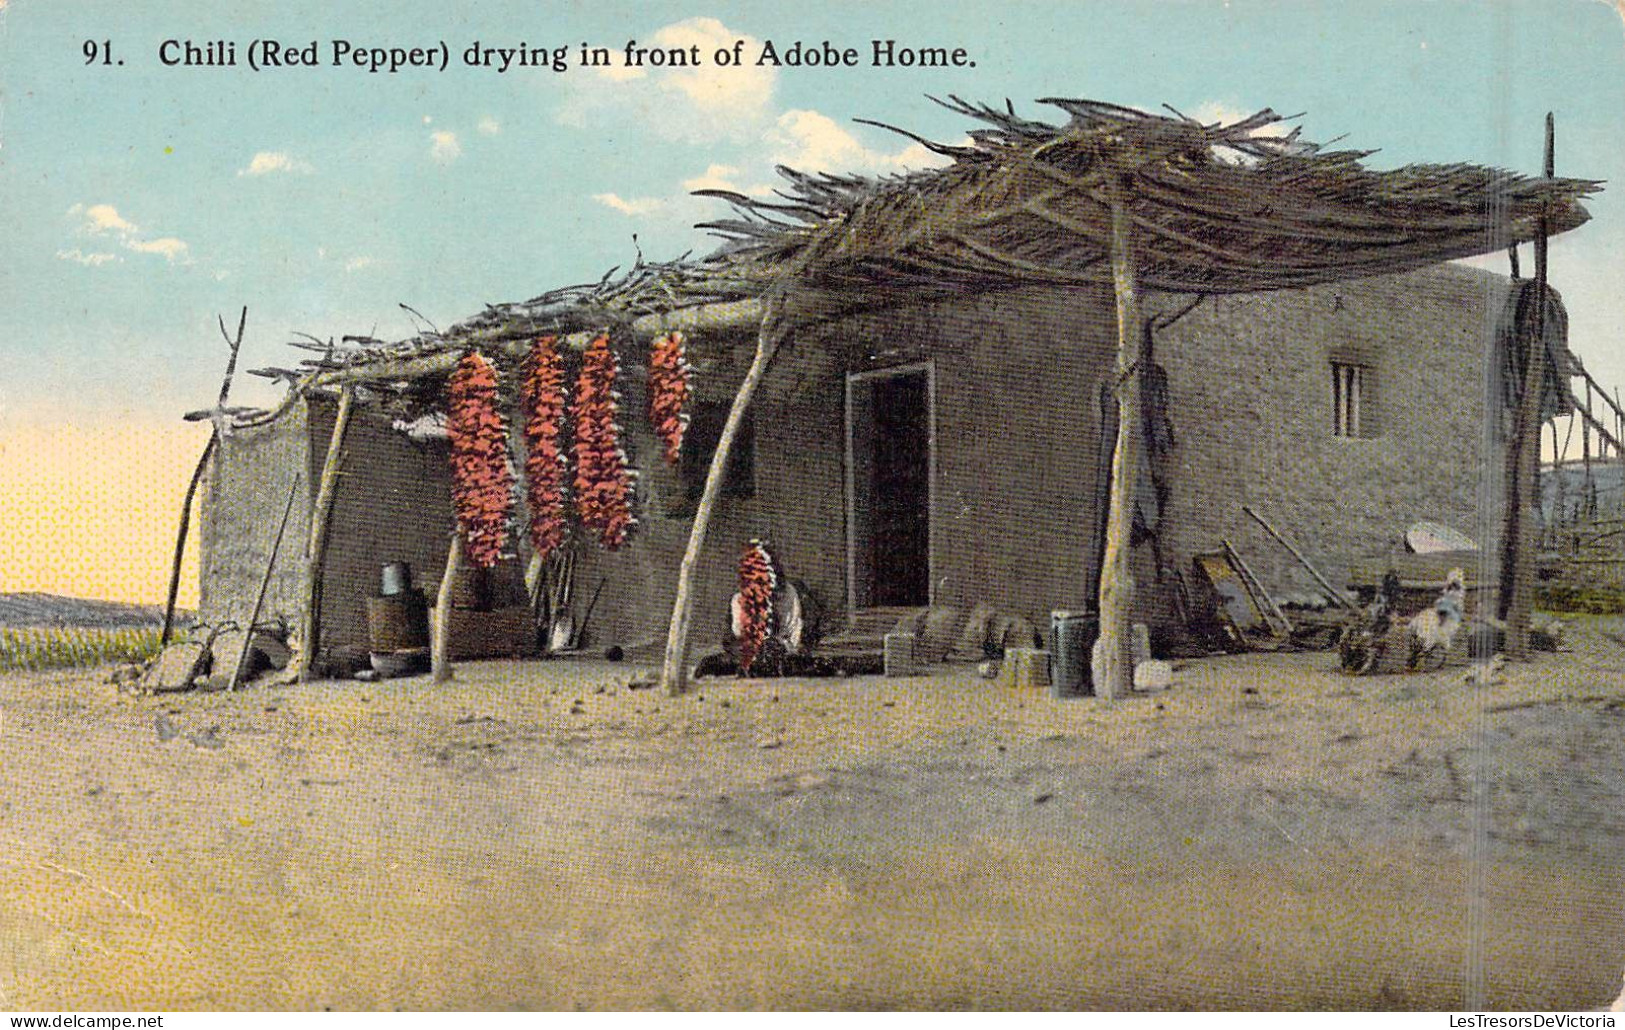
[184,97,1597,694]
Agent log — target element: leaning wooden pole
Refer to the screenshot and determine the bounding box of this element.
[1095,176,1144,701]
[660,300,783,696]
[298,386,355,682]
[1503,112,1556,659]
[161,435,217,644]
[161,307,248,643]
[432,534,465,683]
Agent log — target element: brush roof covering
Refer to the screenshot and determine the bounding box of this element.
[227,96,1599,425]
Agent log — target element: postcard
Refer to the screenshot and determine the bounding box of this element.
[2,0,1623,1014]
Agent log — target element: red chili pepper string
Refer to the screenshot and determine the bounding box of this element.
[648,331,692,465]
[521,336,570,561]
[572,333,637,550]
[447,351,515,569]
[737,540,777,675]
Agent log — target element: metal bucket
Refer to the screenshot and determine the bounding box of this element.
[381,561,414,597]
[1049,610,1098,698]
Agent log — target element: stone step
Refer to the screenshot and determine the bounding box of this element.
[845,605,926,636]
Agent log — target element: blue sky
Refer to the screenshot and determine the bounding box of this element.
[2,0,1623,423]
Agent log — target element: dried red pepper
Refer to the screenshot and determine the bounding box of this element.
[521,335,570,561]
[736,539,777,675]
[572,333,636,549]
[446,351,515,569]
[648,331,692,465]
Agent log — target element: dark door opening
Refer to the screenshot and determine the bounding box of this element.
[848,367,932,610]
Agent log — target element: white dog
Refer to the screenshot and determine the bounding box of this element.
[1407,568,1466,671]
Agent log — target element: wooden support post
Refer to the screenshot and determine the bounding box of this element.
[432,534,464,683]
[1095,176,1144,701]
[1502,112,1556,660]
[298,386,355,683]
[660,300,783,696]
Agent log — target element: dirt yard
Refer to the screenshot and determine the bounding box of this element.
[2,621,1624,1011]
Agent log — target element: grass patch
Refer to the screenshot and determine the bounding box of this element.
[0,625,163,672]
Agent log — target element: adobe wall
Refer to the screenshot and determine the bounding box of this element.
[197,406,312,635]
[198,262,1511,664]
[306,395,456,651]
[1151,263,1509,620]
[779,284,1121,630]
[553,284,1123,654]
[534,337,766,657]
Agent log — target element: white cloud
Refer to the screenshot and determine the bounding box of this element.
[680,163,775,196]
[71,202,136,235]
[430,130,462,163]
[768,109,952,176]
[238,151,313,176]
[56,248,120,267]
[344,256,375,273]
[592,192,664,216]
[66,202,191,265]
[125,237,190,262]
[477,116,502,136]
[559,18,776,143]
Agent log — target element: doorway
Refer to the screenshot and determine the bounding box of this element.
[846,364,934,611]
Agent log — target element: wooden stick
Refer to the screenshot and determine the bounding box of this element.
[229,474,301,692]
[1223,538,1293,636]
[161,435,216,644]
[573,577,608,649]
[1094,175,1144,701]
[660,298,784,696]
[1503,113,1556,659]
[161,307,248,643]
[298,387,355,683]
[432,534,464,683]
[1241,504,1358,610]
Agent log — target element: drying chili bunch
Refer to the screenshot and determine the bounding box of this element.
[521,335,570,561]
[573,333,637,550]
[736,539,777,676]
[446,350,515,569]
[647,331,692,465]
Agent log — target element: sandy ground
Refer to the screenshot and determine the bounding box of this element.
[2,621,1624,1011]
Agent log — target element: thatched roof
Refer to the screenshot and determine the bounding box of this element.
[215,95,1598,426]
[699,96,1599,300]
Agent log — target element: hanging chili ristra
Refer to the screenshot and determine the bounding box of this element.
[648,330,692,465]
[736,539,776,676]
[521,335,570,561]
[446,351,515,569]
[572,333,636,549]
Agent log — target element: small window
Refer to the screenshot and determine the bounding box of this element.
[1332,361,1369,438]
